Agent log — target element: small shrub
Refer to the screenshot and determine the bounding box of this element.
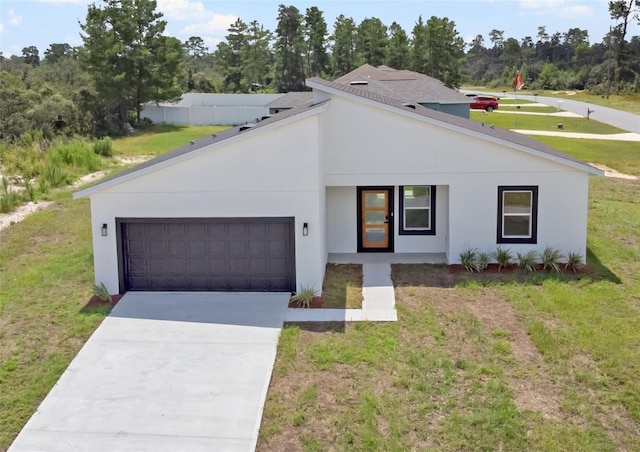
[540,247,562,273]
[477,251,492,271]
[42,162,68,188]
[37,175,49,194]
[93,137,113,157]
[291,285,318,308]
[565,251,584,273]
[516,250,538,272]
[0,177,23,213]
[23,177,35,202]
[50,141,102,172]
[92,282,112,303]
[459,248,481,272]
[493,246,513,271]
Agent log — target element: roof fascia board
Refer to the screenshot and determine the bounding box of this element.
[74,103,327,199]
[307,80,602,176]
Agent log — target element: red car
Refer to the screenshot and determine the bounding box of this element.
[469,95,499,112]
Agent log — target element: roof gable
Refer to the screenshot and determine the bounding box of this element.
[306,77,602,176]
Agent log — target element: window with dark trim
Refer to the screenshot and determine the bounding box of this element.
[399,186,436,235]
[497,186,538,244]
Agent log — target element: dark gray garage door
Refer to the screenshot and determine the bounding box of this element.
[118,218,295,292]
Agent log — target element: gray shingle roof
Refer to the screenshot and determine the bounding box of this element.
[266,91,313,108]
[334,64,471,104]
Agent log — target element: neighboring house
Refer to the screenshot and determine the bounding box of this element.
[334,64,472,118]
[141,93,282,126]
[75,66,602,295]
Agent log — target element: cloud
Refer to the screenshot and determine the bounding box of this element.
[562,5,593,16]
[156,0,207,21]
[518,0,593,15]
[180,14,238,37]
[35,0,91,4]
[519,0,569,9]
[9,9,23,26]
[0,23,5,34]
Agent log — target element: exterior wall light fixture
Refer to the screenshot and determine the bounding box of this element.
[303,222,309,236]
[101,223,108,237]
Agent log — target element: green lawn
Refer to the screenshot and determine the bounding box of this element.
[470,110,626,134]
[113,124,229,156]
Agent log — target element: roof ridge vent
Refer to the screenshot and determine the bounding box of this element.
[350,80,368,86]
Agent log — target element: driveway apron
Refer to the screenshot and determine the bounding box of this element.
[9,292,290,452]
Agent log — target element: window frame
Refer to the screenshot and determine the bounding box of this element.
[399,185,436,236]
[497,186,538,244]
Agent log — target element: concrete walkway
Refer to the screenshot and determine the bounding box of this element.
[284,263,397,322]
[9,292,290,452]
[511,130,640,141]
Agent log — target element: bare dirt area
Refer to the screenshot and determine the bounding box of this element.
[588,162,638,180]
[0,201,54,232]
[464,296,564,419]
[0,155,154,233]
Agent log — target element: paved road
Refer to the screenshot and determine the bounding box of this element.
[463,90,640,134]
[9,292,290,452]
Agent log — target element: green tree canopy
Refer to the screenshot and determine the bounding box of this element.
[274,4,306,92]
[80,0,184,133]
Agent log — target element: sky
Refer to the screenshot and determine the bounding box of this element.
[0,0,636,58]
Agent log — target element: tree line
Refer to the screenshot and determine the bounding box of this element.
[1,0,638,141]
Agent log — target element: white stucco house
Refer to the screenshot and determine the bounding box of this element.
[75,66,602,294]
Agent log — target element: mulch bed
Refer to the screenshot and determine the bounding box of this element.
[288,296,324,309]
[85,294,123,308]
[449,263,593,274]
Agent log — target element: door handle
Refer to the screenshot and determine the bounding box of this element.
[384,215,389,224]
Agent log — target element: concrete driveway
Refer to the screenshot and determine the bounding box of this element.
[9,292,290,452]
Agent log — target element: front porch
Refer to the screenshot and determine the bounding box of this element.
[328,252,448,265]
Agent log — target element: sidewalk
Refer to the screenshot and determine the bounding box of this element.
[284,263,397,322]
[511,130,640,141]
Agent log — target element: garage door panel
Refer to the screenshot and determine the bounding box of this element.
[188,241,206,254]
[229,258,248,272]
[168,258,187,272]
[269,240,286,256]
[149,258,166,273]
[148,224,165,239]
[228,241,248,256]
[209,258,228,272]
[208,241,227,254]
[249,241,268,256]
[269,258,288,273]
[269,277,290,291]
[120,218,294,292]
[169,241,186,256]
[128,258,148,272]
[248,224,267,239]
[250,259,268,272]
[188,258,208,272]
[148,241,166,255]
[227,223,247,239]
